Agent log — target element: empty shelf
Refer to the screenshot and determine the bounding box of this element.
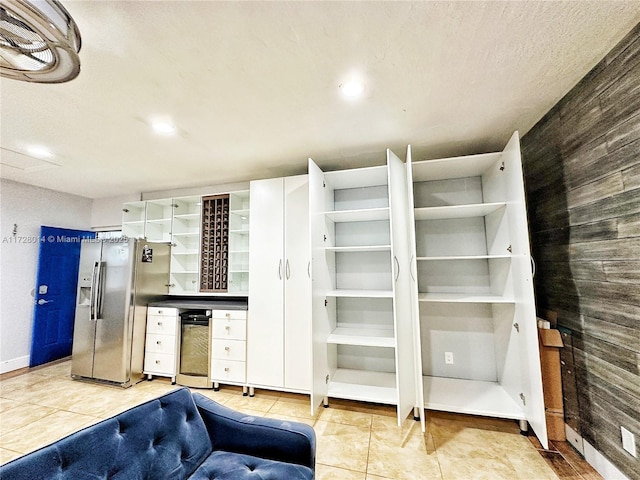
[414,202,506,221]
[327,327,395,348]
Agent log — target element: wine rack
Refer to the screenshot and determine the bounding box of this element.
[200,194,230,292]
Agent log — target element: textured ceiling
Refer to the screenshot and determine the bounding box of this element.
[1,1,639,199]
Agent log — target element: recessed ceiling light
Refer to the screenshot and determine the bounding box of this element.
[26,145,53,158]
[151,120,176,136]
[340,80,365,98]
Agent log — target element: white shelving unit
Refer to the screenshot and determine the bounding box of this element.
[145,198,173,242]
[169,196,201,295]
[407,131,548,447]
[121,201,146,239]
[309,153,418,426]
[228,191,250,295]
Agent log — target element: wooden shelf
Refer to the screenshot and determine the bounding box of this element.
[422,376,525,420]
[327,327,395,348]
[327,289,393,298]
[328,368,397,405]
[325,245,391,253]
[325,207,390,223]
[417,293,514,303]
[417,255,511,261]
[411,152,502,182]
[414,202,506,221]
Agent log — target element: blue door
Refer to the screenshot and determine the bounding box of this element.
[30,226,96,367]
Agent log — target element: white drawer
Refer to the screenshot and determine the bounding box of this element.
[144,352,176,376]
[147,315,178,335]
[145,333,177,355]
[148,307,178,317]
[211,319,246,340]
[210,310,247,321]
[211,339,246,362]
[211,360,246,383]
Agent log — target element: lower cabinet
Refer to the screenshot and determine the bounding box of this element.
[143,307,179,383]
[211,309,248,391]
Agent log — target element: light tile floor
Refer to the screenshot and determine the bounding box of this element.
[0,360,601,479]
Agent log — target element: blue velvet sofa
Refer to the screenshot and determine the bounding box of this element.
[0,387,315,479]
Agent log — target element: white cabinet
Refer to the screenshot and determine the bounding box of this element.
[211,309,248,390]
[407,132,547,447]
[121,190,249,296]
[228,191,250,295]
[170,196,201,295]
[247,175,311,393]
[309,156,418,427]
[143,307,179,383]
[121,201,146,239]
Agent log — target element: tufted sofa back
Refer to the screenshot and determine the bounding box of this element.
[0,388,212,480]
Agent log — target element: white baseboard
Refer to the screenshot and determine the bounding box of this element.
[565,423,630,480]
[0,355,30,374]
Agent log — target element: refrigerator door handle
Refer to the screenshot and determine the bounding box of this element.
[95,261,106,320]
[90,262,99,320]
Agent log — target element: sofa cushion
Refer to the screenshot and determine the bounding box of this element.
[189,450,314,480]
[0,387,212,480]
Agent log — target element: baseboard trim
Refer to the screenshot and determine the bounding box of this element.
[0,355,30,374]
[565,423,631,480]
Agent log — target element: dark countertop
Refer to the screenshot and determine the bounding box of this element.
[150,297,248,311]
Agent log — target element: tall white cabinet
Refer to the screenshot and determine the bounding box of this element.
[308,155,419,427]
[247,175,311,393]
[407,132,547,447]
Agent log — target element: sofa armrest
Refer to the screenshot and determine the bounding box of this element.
[192,393,315,470]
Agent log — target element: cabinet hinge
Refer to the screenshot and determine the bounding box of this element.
[325,374,330,384]
[122,208,129,213]
[323,234,327,242]
[513,322,520,332]
[519,392,526,405]
[499,162,505,171]
[324,298,328,307]
[323,181,326,188]
[171,203,179,208]
[507,245,512,253]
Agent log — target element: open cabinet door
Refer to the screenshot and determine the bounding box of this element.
[405,145,426,432]
[308,158,330,415]
[387,149,420,428]
[501,131,548,449]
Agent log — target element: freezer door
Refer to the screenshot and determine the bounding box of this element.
[71,240,102,378]
[92,239,134,383]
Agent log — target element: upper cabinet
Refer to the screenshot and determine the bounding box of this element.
[170,196,201,295]
[309,157,418,427]
[407,131,547,447]
[121,189,249,296]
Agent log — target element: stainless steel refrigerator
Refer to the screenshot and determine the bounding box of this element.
[71,238,170,386]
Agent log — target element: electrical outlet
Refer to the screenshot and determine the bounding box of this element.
[621,426,637,458]
[445,352,454,365]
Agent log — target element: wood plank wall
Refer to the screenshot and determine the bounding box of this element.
[520,22,640,480]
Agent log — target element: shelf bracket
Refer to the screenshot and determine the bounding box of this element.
[513,322,520,332]
[519,392,526,406]
[507,245,512,253]
[500,161,505,171]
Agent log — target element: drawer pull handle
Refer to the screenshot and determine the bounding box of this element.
[226,313,230,318]
[225,326,230,332]
[156,341,161,345]
[157,322,163,326]
[155,360,160,364]
[225,346,230,351]
[224,367,229,372]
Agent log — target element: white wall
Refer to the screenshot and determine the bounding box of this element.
[0,179,93,373]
